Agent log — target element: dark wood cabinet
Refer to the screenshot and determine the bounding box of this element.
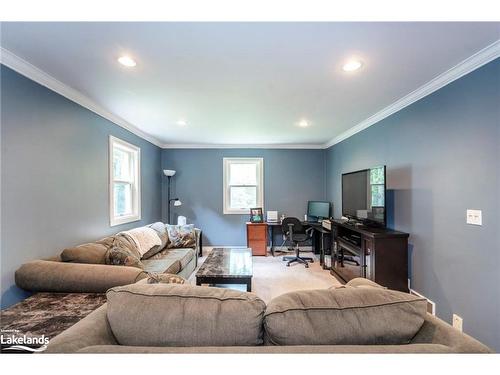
[330,220,409,292]
[246,222,268,256]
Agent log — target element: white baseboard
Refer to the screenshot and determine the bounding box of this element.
[410,288,436,316]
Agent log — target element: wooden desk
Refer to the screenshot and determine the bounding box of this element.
[267,221,330,257]
[246,222,268,256]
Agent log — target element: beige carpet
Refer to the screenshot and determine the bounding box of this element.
[188,250,342,303]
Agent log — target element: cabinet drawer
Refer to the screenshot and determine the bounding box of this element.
[247,225,267,240]
[248,240,267,256]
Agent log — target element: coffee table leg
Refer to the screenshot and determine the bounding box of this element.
[196,278,201,286]
[246,279,252,292]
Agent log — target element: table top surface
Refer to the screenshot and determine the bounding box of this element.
[196,248,253,278]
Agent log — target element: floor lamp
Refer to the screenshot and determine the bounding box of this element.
[163,169,182,224]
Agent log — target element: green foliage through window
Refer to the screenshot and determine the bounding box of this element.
[370,166,385,207]
[370,166,385,184]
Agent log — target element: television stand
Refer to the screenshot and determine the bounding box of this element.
[330,220,410,292]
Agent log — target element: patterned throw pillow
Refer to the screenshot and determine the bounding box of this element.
[148,222,169,249]
[146,273,186,284]
[105,246,144,269]
[166,224,196,249]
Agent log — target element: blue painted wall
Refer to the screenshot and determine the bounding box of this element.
[162,148,326,246]
[325,59,500,351]
[2,55,498,352]
[0,65,163,308]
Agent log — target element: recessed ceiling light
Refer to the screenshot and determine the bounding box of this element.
[298,119,310,128]
[118,56,137,67]
[342,60,363,72]
[176,119,187,126]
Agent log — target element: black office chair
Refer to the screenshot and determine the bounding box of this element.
[281,217,314,268]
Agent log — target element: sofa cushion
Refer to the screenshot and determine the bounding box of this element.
[60,242,107,264]
[143,247,194,270]
[345,277,386,289]
[166,224,196,249]
[104,246,144,269]
[141,258,181,274]
[164,248,195,269]
[106,284,266,347]
[136,273,186,284]
[264,286,427,346]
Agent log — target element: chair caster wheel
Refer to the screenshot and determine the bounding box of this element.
[305,264,309,268]
[286,264,290,267]
[310,260,314,263]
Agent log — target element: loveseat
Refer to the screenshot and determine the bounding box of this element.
[15,222,201,294]
[45,278,491,353]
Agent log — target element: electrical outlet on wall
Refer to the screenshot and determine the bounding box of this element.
[466,209,482,225]
[453,314,463,331]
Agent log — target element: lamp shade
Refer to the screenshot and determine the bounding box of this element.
[174,200,182,207]
[163,169,176,177]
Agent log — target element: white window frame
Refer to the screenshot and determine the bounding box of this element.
[223,157,264,215]
[109,135,141,226]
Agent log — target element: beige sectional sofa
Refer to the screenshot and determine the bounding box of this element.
[45,278,492,353]
[15,223,201,294]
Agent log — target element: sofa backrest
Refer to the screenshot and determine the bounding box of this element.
[104,279,429,348]
[264,285,427,346]
[106,283,266,347]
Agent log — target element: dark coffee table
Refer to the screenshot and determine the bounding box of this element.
[195,248,253,292]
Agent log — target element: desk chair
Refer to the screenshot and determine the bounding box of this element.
[281,217,314,268]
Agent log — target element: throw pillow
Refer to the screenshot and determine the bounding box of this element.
[105,246,144,269]
[113,233,142,259]
[146,273,186,284]
[148,222,169,249]
[166,224,196,249]
[142,222,169,259]
[60,242,108,264]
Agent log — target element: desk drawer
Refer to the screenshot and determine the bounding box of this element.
[247,225,267,240]
[246,223,268,256]
[248,240,267,256]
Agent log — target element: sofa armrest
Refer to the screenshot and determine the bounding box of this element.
[15,260,147,293]
[45,304,117,353]
[411,313,492,353]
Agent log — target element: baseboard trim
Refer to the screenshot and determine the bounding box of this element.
[410,288,436,316]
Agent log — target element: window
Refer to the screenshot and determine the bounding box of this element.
[109,136,141,226]
[369,166,385,207]
[223,158,264,214]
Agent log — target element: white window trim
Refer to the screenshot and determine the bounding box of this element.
[109,135,141,226]
[223,157,264,215]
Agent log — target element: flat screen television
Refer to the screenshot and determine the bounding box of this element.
[342,166,386,226]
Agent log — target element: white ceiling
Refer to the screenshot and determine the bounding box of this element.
[1,22,499,147]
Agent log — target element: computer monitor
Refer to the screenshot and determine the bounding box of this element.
[307,201,331,221]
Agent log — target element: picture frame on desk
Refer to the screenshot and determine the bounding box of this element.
[249,207,264,223]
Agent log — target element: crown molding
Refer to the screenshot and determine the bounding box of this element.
[0,47,163,148]
[2,40,498,151]
[162,142,324,149]
[323,39,500,149]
